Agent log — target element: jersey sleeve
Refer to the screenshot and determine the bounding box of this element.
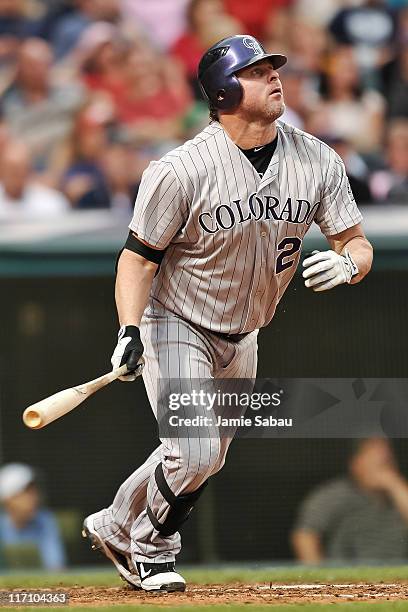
[314,152,363,236]
[129,160,189,249]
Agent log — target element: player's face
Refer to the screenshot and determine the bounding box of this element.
[235,60,285,122]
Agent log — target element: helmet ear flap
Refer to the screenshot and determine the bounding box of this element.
[198,54,243,111]
[215,74,242,110]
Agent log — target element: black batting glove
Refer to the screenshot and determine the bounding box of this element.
[111,325,144,381]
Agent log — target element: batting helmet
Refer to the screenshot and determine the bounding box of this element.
[198,35,287,112]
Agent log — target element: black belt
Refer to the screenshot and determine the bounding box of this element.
[187,318,251,343]
[212,330,251,342]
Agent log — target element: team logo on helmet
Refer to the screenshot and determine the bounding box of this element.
[243,37,263,55]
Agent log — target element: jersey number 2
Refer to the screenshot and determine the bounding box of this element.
[275,237,302,274]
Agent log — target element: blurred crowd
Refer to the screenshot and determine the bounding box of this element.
[0,0,407,219]
[292,438,408,563]
[3,441,408,569]
[0,464,66,569]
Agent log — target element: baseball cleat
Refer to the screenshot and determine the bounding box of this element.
[135,561,186,592]
[82,513,141,589]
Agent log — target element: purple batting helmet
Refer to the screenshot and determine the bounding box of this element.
[198,35,287,112]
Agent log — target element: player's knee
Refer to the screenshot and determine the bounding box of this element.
[145,462,208,537]
[182,438,222,478]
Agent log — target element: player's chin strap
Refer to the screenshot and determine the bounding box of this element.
[146,463,208,537]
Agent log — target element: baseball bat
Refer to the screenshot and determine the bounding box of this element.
[23,360,144,430]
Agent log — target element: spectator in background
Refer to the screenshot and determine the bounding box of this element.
[223,0,288,40]
[100,143,141,213]
[75,21,127,102]
[116,38,193,148]
[0,140,69,219]
[286,16,328,74]
[56,100,146,210]
[323,135,372,204]
[74,27,193,148]
[0,117,9,158]
[293,0,347,28]
[307,46,385,154]
[387,0,408,8]
[30,0,76,47]
[292,438,408,563]
[0,464,66,570]
[57,101,112,209]
[121,0,190,52]
[329,0,396,86]
[263,8,328,75]
[0,0,35,66]
[0,38,83,174]
[49,0,122,61]
[370,118,408,202]
[279,63,319,129]
[0,0,403,209]
[171,0,242,99]
[382,35,408,118]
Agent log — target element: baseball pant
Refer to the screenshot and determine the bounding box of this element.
[92,301,258,564]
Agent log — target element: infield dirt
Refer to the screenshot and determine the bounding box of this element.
[15,582,407,606]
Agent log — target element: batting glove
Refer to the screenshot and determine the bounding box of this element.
[302,249,358,292]
[111,325,144,381]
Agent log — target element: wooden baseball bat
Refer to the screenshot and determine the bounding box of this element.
[23,360,144,430]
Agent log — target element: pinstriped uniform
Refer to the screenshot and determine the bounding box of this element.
[92,120,363,564]
[130,120,362,332]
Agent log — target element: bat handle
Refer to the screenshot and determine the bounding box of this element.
[108,360,145,382]
[110,364,130,380]
[76,359,145,394]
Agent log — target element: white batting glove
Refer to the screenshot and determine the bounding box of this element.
[111,325,145,381]
[302,249,358,292]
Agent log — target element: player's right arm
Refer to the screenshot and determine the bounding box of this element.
[111,236,162,381]
[115,246,158,328]
[111,159,189,381]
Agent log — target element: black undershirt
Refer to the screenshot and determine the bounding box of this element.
[239,135,278,178]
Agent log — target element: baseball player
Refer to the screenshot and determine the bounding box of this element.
[83,35,373,592]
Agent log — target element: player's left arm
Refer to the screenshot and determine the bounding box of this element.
[305,149,374,292]
[302,223,373,292]
[327,223,373,284]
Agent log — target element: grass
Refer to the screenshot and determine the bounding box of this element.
[1,565,408,588]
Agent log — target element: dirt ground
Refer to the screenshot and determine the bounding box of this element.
[4,583,407,607]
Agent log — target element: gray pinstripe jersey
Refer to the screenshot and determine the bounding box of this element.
[129,120,363,334]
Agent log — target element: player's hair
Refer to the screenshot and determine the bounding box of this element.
[209,108,219,122]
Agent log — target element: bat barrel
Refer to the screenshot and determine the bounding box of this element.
[22,363,139,430]
[23,408,43,429]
